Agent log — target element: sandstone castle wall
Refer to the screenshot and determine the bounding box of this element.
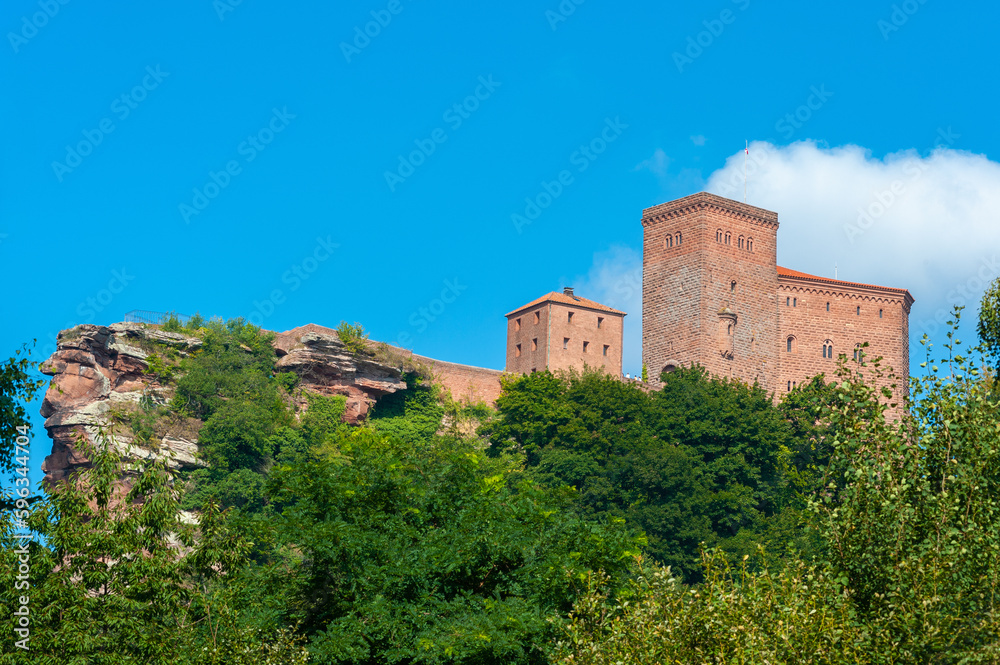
[641,192,912,398]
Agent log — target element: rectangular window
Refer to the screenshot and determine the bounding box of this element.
[568,312,574,323]
[515,318,521,331]
[531,338,537,351]
[534,311,540,324]
[603,344,609,356]
[515,344,521,357]
[583,341,589,353]
[597,316,604,329]
[531,367,536,373]
[563,337,569,350]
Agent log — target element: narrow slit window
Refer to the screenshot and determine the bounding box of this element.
[793,297,797,307]
[534,311,540,324]
[563,338,569,350]
[826,302,830,312]
[568,312,574,323]
[515,344,521,357]
[857,306,860,316]
[879,309,883,318]
[787,337,793,353]
[583,341,589,353]
[597,316,604,329]
[515,318,521,331]
[603,344,609,356]
[531,338,537,351]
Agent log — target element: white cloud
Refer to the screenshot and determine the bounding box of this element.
[634,148,671,178]
[578,141,1000,371]
[705,140,1000,341]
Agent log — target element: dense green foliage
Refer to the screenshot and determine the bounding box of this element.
[979,276,1000,375]
[481,366,826,579]
[0,342,46,478]
[4,304,1000,664]
[558,311,1000,664]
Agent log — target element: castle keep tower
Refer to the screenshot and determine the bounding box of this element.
[642,192,781,389]
[641,191,913,397]
[506,288,625,376]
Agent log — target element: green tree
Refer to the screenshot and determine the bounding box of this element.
[0,343,46,478]
[978,276,1000,374]
[483,368,805,579]
[0,428,310,664]
[258,426,642,664]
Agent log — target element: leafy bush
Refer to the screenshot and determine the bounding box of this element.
[162,311,185,332]
[336,321,369,355]
[275,371,299,393]
[369,379,444,443]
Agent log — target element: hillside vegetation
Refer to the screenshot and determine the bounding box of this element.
[1,290,1000,663]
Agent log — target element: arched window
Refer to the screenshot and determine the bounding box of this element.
[727,324,732,335]
[879,308,883,318]
[738,235,745,249]
[822,340,833,359]
[662,363,677,375]
[675,232,682,246]
[731,280,737,292]
[787,380,791,391]
[665,235,673,248]
[725,232,731,245]
[716,229,723,242]
[853,343,863,361]
[747,237,754,252]
[857,306,861,316]
[786,336,795,353]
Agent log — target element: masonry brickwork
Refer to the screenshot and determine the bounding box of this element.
[641,192,913,399]
[505,289,625,376]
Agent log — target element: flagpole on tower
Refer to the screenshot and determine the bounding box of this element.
[744,140,748,203]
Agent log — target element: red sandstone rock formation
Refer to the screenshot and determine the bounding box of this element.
[39,322,411,486]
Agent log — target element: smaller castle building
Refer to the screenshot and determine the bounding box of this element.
[505,287,625,376]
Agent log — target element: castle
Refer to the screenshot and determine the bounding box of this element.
[507,192,913,395]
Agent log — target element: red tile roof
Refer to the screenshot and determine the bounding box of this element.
[506,292,626,318]
[777,266,911,298]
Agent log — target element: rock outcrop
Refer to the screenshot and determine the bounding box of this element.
[39,322,410,486]
[39,323,203,486]
[273,324,408,423]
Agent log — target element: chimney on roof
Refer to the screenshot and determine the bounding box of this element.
[563,287,574,296]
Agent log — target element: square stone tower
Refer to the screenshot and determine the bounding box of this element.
[642,192,781,389]
[506,288,625,376]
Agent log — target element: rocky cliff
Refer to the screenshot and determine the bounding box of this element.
[39,322,411,487]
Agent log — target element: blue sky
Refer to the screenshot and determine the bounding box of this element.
[4,0,1000,486]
